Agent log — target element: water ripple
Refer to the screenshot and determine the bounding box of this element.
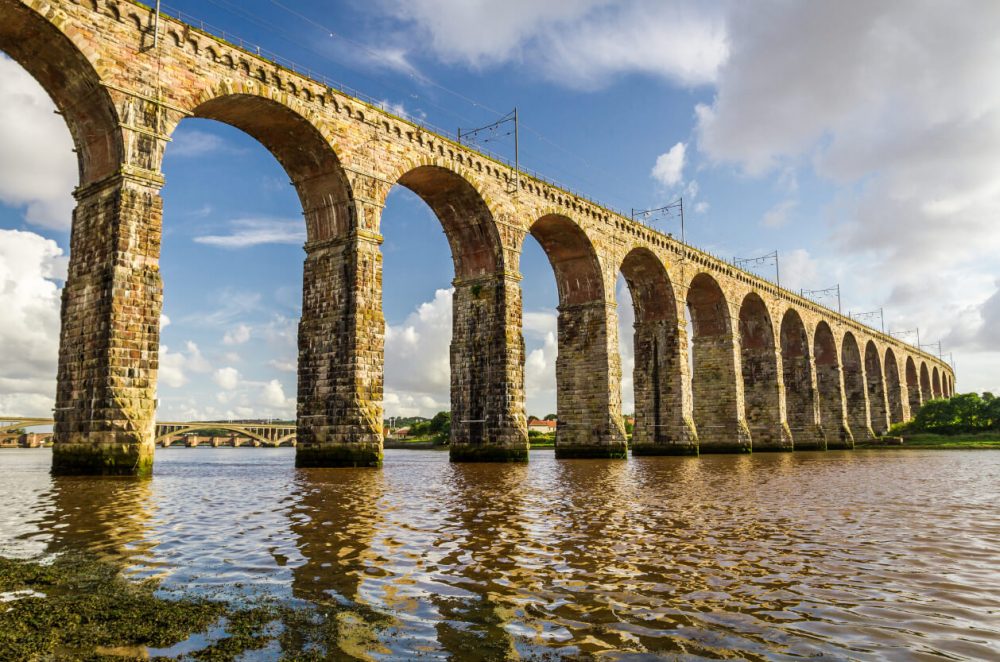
[0,447,997,659]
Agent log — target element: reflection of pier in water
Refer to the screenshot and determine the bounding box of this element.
[0,417,296,448]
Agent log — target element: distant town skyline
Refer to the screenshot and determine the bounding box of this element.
[2,0,999,421]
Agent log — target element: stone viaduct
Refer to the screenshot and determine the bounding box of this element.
[1,0,954,475]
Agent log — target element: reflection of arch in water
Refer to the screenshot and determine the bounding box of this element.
[289,466,388,655]
[429,462,532,658]
[41,475,155,562]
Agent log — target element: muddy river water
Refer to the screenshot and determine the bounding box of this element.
[1,448,997,660]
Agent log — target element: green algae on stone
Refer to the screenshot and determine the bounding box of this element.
[0,554,222,660]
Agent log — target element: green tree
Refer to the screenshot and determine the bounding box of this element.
[543,414,558,421]
[429,411,451,435]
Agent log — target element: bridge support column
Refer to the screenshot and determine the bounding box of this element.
[630,319,698,456]
[782,349,826,451]
[449,273,528,462]
[296,232,383,467]
[817,363,854,450]
[554,302,628,459]
[692,334,752,454]
[866,370,890,436]
[899,383,912,422]
[52,173,163,476]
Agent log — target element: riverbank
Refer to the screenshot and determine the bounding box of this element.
[887,433,1000,450]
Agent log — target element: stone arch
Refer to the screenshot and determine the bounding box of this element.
[529,214,605,306]
[528,215,626,458]
[884,348,905,425]
[932,366,942,399]
[920,362,932,402]
[384,163,521,459]
[619,248,694,454]
[905,356,921,413]
[686,273,749,452]
[864,340,889,435]
[780,309,824,450]
[390,164,505,278]
[0,0,123,186]
[739,294,790,450]
[842,333,873,442]
[182,92,354,243]
[815,322,852,448]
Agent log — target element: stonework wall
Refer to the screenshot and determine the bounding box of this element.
[5,0,956,473]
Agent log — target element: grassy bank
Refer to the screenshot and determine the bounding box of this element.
[0,554,386,660]
[890,433,1000,450]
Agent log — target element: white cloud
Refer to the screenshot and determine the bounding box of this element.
[157,341,212,390]
[651,142,687,188]
[213,367,241,391]
[384,288,452,417]
[268,359,297,373]
[761,199,796,229]
[166,129,230,158]
[160,314,171,330]
[223,324,251,346]
[0,230,64,415]
[692,0,1000,393]
[261,379,290,409]
[0,55,76,229]
[694,201,709,214]
[194,218,306,249]
[380,0,727,89]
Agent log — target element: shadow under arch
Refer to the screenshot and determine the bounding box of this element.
[686,273,750,453]
[814,322,852,449]
[842,332,874,442]
[185,93,353,243]
[864,340,890,435]
[919,362,932,403]
[932,366,942,399]
[386,164,527,461]
[905,356,921,412]
[527,214,626,458]
[884,348,905,425]
[780,309,825,450]
[0,0,123,186]
[620,248,696,455]
[739,293,791,451]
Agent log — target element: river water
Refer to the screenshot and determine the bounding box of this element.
[1,448,997,660]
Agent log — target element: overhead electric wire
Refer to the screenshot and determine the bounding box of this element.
[170,0,640,212]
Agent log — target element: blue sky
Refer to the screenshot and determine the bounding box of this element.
[2,0,999,421]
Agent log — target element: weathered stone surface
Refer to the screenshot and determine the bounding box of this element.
[3,0,954,475]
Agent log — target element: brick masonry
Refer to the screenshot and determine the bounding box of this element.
[1,0,956,474]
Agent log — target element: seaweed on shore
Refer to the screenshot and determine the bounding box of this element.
[0,554,389,660]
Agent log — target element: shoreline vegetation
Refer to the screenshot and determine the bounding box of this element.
[0,554,388,660]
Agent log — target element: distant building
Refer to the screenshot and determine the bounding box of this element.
[393,427,410,438]
[528,420,557,434]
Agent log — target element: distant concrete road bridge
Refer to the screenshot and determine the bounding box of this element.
[0,417,296,448]
[0,0,954,475]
